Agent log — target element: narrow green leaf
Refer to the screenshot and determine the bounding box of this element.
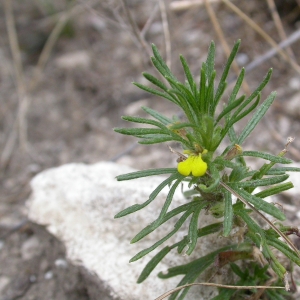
[198,164,220,192]
[197,222,223,237]
[254,182,294,198]
[267,167,300,174]
[131,201,199,244]
[228,68,245,105]
[142,106,172,125]
[186,204,204,255]
[237,91,276,144]
[242,151,292,164]
[177,222,223,254]
[213,40,241,113]
[216,95,245,123]
[266,290,286,300]
[143,72,168,91]
[230,263,246,279]
[133,82,177,104]
[151,56,173,80]
[114,173,179,218]
[267,236,300,266]
[205,41,215,81]
[116,168,177,181]
[122,116,168,130]
[199,64,207,112]
[207,71,217,115]
[223,190,233,237]
[157,176,185,221]
[151,44,177,81]
[234,174,289,188]
[130,208,193,262]
[236,209,265,237]
[138,132,191,147]
[114,127,166,136]
[137,246,171,283]
[232,186,286,220]
[139,136,174,144]
[162,244,243,300]
[231,94,260,125]
[180,55,196,92]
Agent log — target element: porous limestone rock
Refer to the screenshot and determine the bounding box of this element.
[26,162,232,299]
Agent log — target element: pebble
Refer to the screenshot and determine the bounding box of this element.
[44,271,53,280]
[21,236,42,260]
[54,258,68,269]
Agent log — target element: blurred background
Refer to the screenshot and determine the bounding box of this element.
[1,0,300,299]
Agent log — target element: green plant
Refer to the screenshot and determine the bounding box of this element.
[114,40,300,299]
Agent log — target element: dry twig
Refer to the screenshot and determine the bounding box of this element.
[158,0,172,68]
[121,0,152,58]
[3,0,28,169]
[222,0,300,74]
[265,0,295,59]
[204,0,250,94]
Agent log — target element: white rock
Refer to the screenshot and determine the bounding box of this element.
[27,162,229,300]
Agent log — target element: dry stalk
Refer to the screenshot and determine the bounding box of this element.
[158,0,172,68]
[265,0,295,59]
[204,0,250,95]
[222,0,300,74]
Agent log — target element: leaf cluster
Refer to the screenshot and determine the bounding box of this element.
[114,41,300,299]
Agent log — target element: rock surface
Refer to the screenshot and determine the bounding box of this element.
[27,162,225,300]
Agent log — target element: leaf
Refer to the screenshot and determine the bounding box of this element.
[205,41,215,81]
[114,127,166,137]
[116,168,177,181]
[254,182,293,198]
[177,222,223,254]
[142,106,172,125]
[157,176,185,221]
[186,204,204,255]
[151,44,177,81]
[131,201,199,244]
[121,116,168,130]
[228,68,245,105]
[114,173,179,218]
[242,151,292,164]
[133,82,177,104]
[237,91,276,145]
[223,190,233,237]
[130,208,194,262]
[234,174,289,188]
[230,186,286,220]
[143,72,168,91]
[198,63,207,112]
[231,94,260,125]
[180,55,196,93]
[198,222,223,237]
[213,40,241,114]
[137,246,171,283]
[139,136,174,144]
[266,167,300,174]
[160,244,243,300]
[267,236,300,266]
[216,95,245,123]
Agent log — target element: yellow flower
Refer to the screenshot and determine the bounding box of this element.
[177,154,207,177]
